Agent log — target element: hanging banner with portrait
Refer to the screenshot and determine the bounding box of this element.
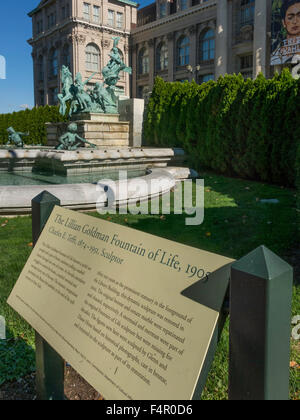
[271,0,300,65]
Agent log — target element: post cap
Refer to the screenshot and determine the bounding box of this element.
[232,245,292,281]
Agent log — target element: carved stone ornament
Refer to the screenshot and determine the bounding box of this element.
[101,39,111,49]
[240,25,253,41]
[68,34,86,44]
[188,25,197,35]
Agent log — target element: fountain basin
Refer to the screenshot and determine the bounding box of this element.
[0,168,196,215]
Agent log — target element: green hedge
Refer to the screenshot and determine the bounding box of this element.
[0,106,67,146]
[296,143,300,236]
[145,70,300,187]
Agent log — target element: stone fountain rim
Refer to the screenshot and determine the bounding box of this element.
[0,167,195,216]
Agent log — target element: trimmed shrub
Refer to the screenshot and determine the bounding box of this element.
[296,143,300,238]
[0,106,67,146]
[144,70,300,187]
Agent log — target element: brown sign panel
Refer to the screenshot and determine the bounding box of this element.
[8,207,233,400]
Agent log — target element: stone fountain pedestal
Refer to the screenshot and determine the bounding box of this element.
[46,113,130,149]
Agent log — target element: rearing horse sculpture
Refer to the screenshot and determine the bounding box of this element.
[58,66,73,116]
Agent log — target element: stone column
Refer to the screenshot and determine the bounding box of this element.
[32,51,38,107]
[131,44,138,98]
[43,47,49,105]
[148,39,155,89]
[253,0,268,77]
[188,25,197,81]
[215,0,228,78]
[167,32,174,82]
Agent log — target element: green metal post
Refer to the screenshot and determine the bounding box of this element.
[32,191,65,401]
[229,246,293,400]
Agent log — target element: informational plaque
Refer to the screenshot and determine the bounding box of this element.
[8,207,234,400]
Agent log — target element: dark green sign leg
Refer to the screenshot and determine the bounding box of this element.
[32,191,65,401]
[229,246,293,400]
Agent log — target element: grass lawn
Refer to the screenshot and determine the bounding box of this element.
[0,171,299,400]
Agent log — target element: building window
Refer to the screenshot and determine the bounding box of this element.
[199,29,215,62]
[62,45,71,68]
[83,3,90,21]
[192,0,200,5]
[159,3,167,18]
[116,12,123,29]
[177,36,190,66]
[36,20,43,34]
[181,0,188,11]
[85,44,100,72]
[240,0,255,27]
[49,87,58,105]
[39,90,45,107]
[49,49,58,78]
[38,56,44,82]
[239,54,253,79]
[108,10,114,26]
[93,6,100,23]
[170,0,177,15]
[156,42,168,71]
[47,12,56,29]
[138,48,149,75]
[200,74,214,83]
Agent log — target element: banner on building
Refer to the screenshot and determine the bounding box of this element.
[271,0,300,65]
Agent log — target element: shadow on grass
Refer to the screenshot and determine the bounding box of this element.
[0,327,35,386]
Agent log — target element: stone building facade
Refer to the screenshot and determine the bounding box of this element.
[132,0,272,98]
[28,0,137,106]
[29,0,274,105]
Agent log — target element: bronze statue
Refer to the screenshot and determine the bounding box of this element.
[56,123,96,150]
[58,37,132,117]
[6,127,29,148]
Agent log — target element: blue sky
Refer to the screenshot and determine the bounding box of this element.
[0,0,153,114]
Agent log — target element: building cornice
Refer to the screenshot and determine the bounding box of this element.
[75,18,131,37]
[133,0,217,36]
[28,18,74,45]
[28,18,131,47]
[28,0,139,17]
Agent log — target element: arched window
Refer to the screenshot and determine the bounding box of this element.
[62,45,71,69]
[38,55,44,82]
[138,48,149,75]
[85,43,100,72]
[156,42,168,71]
[177,36,190,66]
[49,49,58,78]
[199,29,215,62]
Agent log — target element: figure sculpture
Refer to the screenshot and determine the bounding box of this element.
[58,37,132,117]
[55,123,96,150]
[57,66,73,116]
[6,127,29,148]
